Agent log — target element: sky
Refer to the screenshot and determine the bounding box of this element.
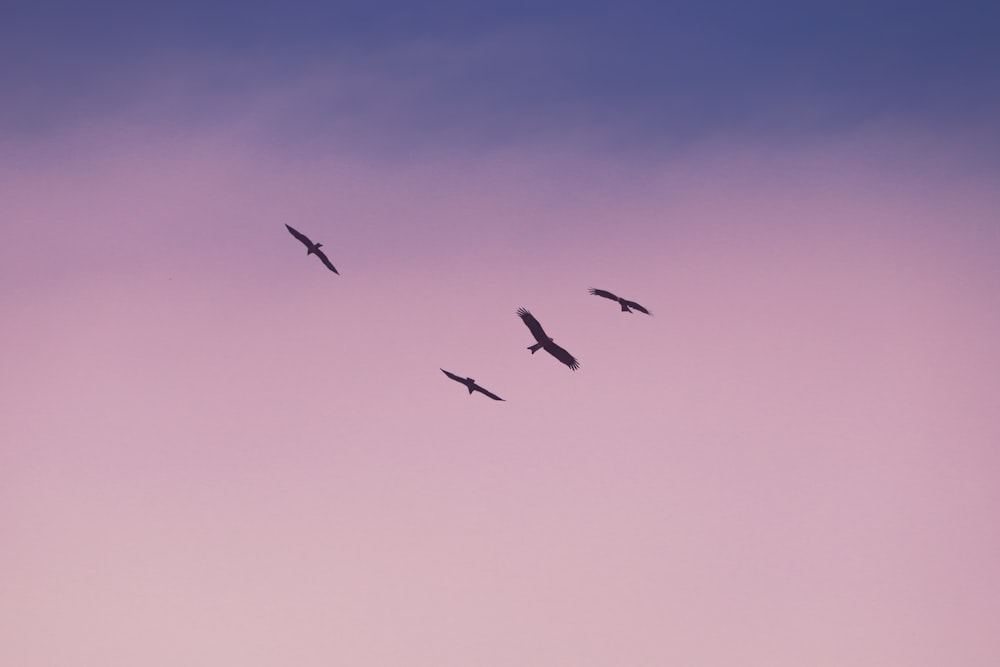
[3,2,1000,665]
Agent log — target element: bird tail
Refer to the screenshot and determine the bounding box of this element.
[528,343,543,353]
[620,302,631,312]
[467,386,475,394]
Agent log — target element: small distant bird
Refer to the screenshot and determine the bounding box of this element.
[285,224,339,274]
[517,307,580,370]
[441,369,505,401]
[588,288,650,314]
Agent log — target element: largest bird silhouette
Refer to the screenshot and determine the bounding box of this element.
[441,369,505,401]
[285,224,339,274]
[517,307,580,370]
[589,288,650,314]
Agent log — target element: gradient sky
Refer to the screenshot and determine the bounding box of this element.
[3,2,1000,666]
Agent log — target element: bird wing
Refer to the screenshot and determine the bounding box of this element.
[441,369,465,384]
[517,307,549,343]
[472,383,505,401]
[314,247,339,274]
[589,288,619,301]
[623,299,650,315]
[285,224,313,247]
[543,341,580,370]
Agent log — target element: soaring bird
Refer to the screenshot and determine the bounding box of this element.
[588,288,650,314]
[517,307,580,370]
[441,369,505,401]
[285,224,339,274]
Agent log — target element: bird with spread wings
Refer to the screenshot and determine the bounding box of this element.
[588,288,650,314]
[441,369,505,401]
[517,307,580,370]
[285,224,339,274]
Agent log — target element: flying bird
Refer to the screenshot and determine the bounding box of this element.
[588,288,650,314]
[517,307,580,370]
[441,369,505,401]
[285,224,339,274]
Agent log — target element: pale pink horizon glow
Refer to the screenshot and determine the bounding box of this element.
[3,120,999,666]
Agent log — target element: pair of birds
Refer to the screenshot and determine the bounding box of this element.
[285,223,650,402]
[441,308,577,402]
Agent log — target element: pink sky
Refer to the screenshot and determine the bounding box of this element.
[3,117,1000,666]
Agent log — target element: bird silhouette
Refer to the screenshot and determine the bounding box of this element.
[285,224,339,274]
[589,288,650,314]
[517,307,580,370]
[441,369,505,400]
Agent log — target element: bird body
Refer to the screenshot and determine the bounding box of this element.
[589,288,650,314]
[441,369,505,401]
[285,224,339,274]
[517,307,580,370]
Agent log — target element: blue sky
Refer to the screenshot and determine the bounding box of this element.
[5,0,999,153]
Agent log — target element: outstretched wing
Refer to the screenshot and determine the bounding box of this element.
[543,341,580,370]
[623,299,650,315]
[314,248,340,274]
[517,307,549,343]
[589,288,619,301]
[472,383,505,401]
[285,224,312,247]
[441,369,465,384]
